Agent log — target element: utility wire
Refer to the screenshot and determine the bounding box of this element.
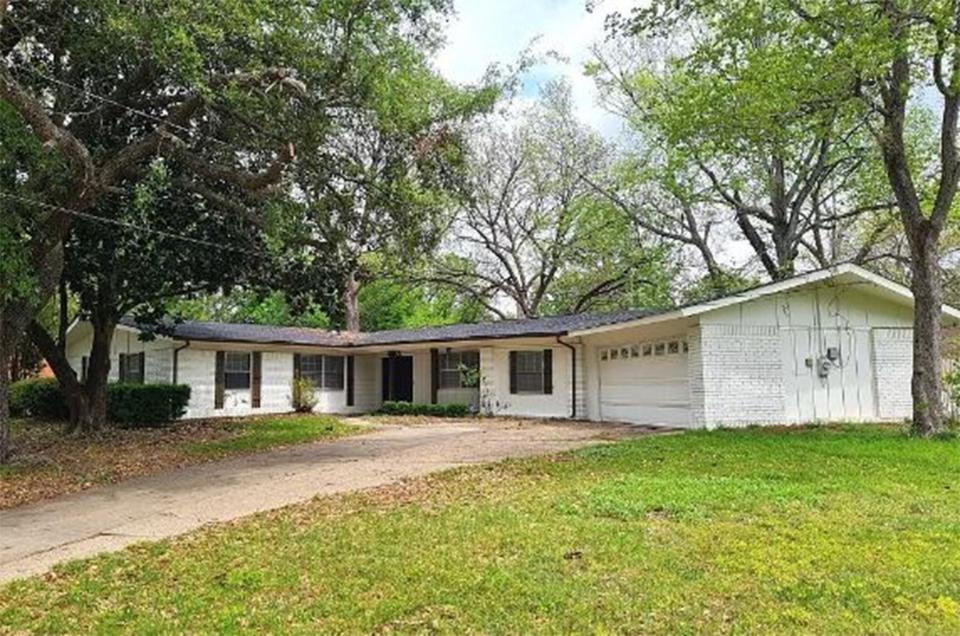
[0,191,271,255]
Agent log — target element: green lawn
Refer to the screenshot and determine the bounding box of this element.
[183,414,362,458]
[3,425,960,634]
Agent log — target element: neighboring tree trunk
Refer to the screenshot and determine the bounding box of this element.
[907,227,946,434]
[28,320,93,433]
[0,314,13,462]
[84,316,116,429]
[343,270,361,333]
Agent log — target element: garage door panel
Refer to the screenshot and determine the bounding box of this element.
[599,346,691,427]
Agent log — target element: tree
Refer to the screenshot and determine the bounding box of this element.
[611,0,960,435]
[29,164,268,432]
[589,21,892,283]
[279,46,497,332]
[0,0,451,454]
[432,81,672,318]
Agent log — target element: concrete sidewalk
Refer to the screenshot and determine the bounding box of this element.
[0,419,649,583]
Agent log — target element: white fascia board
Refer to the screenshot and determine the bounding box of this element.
[569,263,960,337]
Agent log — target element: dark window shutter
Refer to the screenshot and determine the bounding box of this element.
[543,349,553,395]
[214,351,225,409]
[346,355,355,406]
[138,352,145,384]
[430,348,439,404]
[251,352,262,408]
[509,351,518,394]
[293,353,301,379]
[118,354,127,383]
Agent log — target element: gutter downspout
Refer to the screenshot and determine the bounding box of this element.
[557,335,577,419]
[173,340,191,384]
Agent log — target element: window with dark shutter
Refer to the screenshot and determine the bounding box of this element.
[224,352,251,390]
[438,351,480,389]
[118,352,145,384]
[510,350,550,394]
[299,354,344,390]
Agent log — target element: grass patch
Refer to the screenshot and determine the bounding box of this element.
[3,425,960,634]
[184,415,361,457]
[0,415,365,509]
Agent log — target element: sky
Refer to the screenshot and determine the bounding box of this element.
[434,0,637,138]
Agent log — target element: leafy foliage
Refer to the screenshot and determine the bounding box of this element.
[291,378,319,414]
[9,378,68,420]
[379,401,471,417]
[106,384,191,427]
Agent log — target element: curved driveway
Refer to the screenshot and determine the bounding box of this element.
[0,418,655,583]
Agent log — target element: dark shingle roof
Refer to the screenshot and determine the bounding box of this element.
[354,309,657,346]
[120,317,354,347]
[121,308,660,348]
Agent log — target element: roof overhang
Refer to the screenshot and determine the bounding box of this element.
[569,263,960,337]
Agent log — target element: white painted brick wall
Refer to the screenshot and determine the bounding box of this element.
[698,324,785,427]
[686,326,707,428]
[872,329,913,419]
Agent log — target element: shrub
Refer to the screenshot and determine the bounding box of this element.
[291,377,319,413]
[379,401,471,417]
[9,378,69,419]
[107,384,192,427]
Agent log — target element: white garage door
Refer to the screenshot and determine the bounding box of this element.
[598,341,691,427]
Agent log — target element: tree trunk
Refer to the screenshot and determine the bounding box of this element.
[343,270,361,333]
[0,304,32,461]
[81,316,116,431]
[0,315,12,463]
[908,227,946,436]
[27,319,93,433]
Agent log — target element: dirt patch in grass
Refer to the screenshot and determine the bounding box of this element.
[0,415,365,510]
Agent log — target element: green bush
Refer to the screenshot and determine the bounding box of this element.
[291,377,319,413]
[9,378,69,419]
[107,384,191,427]
[8,378,190,426]
[380,401,471,417]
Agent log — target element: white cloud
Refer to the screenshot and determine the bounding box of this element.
[435,0,636,137]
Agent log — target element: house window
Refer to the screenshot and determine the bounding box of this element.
[611,348,619,360]
[654,343,666,356]
[118,352,145,384]
[600,350,608,361]
[668,341,680,355]
[224,352,252,390]
[299,355,344,390]
[439,351,480,389]
[514,351,546,393]
[642,344,652,357]
[682,341,690,353]
[323,356,345,390]
[630,345,640,358]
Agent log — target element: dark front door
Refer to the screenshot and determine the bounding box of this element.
[382,355,414,402]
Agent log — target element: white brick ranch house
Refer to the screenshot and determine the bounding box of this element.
[65,264,960,428]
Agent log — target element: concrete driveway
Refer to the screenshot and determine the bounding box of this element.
[0,418,654,583]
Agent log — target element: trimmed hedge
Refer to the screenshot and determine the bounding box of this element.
[9,378,69,419]
[380,401,471,417]
[107,383,191,426]
[8,378,190,426]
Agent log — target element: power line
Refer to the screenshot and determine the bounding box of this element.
[0,191,270,255]
[22,66,235,150]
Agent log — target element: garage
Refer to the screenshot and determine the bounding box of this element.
[597,338,692,427]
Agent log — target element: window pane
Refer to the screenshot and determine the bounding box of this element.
[300,355,324,387]
[323,355,344,390]
[654,343,666,356]
[225,352,250,373]
[439,370,461,389]
[514,351,544,393]
[224,352,250,389]
[119,353,144,384]
[668,341,680,354]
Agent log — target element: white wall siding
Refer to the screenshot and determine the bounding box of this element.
[697,324,785,427]
[350,354,382,413]
[178,349,218,419]
[481,346,570,418]
[66,325,176,384]
[872,329,913,419]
